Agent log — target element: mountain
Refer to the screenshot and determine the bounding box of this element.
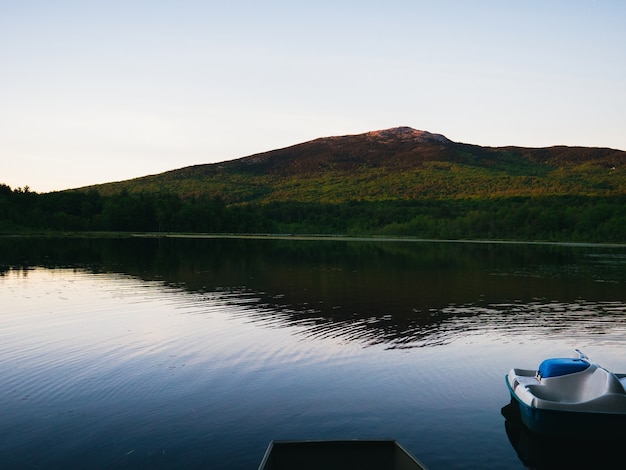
[84,127,625,203]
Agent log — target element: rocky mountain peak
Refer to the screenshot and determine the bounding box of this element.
[365,127,452,144]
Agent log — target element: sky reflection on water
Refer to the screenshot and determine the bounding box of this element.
[1,237,626,469]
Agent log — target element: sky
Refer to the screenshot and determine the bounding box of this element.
[2,1,625,193]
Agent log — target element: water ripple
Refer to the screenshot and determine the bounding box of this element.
[222,297,626,349]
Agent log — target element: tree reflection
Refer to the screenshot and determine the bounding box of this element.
[1,236,625,348]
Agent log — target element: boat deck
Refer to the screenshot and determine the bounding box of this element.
[258,440,428,470]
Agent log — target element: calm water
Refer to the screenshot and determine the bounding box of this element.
[1,236,626,469]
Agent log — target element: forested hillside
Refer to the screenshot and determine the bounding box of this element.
[85,127,624,203]
[2,127,625,242]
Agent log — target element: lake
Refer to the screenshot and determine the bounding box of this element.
[1,236,625,469]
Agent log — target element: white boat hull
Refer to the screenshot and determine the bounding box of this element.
[505,350,626,437]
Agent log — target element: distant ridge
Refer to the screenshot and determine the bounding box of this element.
[82,127,625,203]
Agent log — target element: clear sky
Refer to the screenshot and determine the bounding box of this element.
[2,1,625,193]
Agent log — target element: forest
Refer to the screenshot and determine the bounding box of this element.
[3,128,625,242]
[1,184,624,243]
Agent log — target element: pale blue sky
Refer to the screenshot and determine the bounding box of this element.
[2,1,625,192]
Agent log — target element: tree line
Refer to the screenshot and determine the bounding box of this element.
[1,183,624,242]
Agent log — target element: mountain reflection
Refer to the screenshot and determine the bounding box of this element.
[2,236,625,348]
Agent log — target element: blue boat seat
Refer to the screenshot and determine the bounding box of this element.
[538,358,590,378]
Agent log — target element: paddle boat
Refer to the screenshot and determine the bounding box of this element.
[258,439,428,470]
[505,349,626,437]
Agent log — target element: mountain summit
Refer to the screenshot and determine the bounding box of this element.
[232,126,455,172]
[364,127,452,144]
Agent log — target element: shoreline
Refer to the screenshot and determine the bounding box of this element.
[2,231,625,248]
[131,232,626,248]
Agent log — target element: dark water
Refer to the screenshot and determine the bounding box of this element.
[1,236,625,469]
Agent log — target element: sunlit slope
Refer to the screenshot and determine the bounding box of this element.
[84,127,625,203]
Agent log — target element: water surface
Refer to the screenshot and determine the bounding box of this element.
[1,237,625,469]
